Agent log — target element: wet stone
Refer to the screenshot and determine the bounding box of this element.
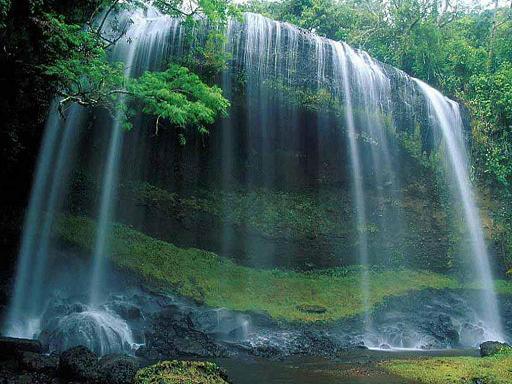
[0,337,43,360]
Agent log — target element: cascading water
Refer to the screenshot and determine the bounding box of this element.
[331,42,371,331]
[5,103,86,338]
[3,6,177,353]
[415,79,504,341]
[89,7,176,306]
[3,7,506,354]
[226,14,503,346]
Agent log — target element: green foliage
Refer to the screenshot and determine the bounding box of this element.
[41,13,125,109]
[181,29,232,79]
[154,0,239,23]
[14,0,234,138]
[39,7,230,137]
[0,0,11,28]
[384,351,512,384]
[154,0,240,79]
[264,79,340,113]
[469,63,512,186]
[134,361,229,384]
[130,182,354,239]
[56,214,461,322]
[128,65,229,135]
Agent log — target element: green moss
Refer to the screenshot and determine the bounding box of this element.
[134,361,229,384]
[130,182,354,239]
[490,279,512,295]
[56,215,460,322]
[383,352,512,384]
[262,78,342,113]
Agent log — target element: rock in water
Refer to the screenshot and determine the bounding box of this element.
[59,345,99,381]
[134,360,231,384]
[99,354,139,384]
[479,341,512,357]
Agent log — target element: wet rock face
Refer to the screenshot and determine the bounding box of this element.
[0,338,58,383]
[17,287,512,368]
[0,337,43,359]
[429,314,460,346]
[296,304,327,314]
[363,289,510,349]
[137,304,227,360]
[0,340,140,384]
[479,341,512,357]
[19,351,59,374]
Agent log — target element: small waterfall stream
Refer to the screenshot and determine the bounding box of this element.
[4,7,176,352]
[331,42,371,331]
[3,7,505,352]
[89,8,174,305]
[415,79,504,340]
[6,103,86,338]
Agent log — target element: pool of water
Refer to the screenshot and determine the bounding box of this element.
[214,349,478,384]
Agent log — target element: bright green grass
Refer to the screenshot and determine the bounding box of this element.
[384,353,512,384]
[56,215,463,322]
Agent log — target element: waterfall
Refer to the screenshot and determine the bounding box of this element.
[89,8,175,305]
[331,42,371,330]
[3,6,176,351]
[4,8,505,351]
[5,103,86,338]
[223,12,503,344]
[415,79,504,341]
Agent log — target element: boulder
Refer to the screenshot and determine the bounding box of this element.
[107,301,143,321]
[98,354,138,384]
[58,345,99,381]
[0,337,43,359]
[140,306,226,359]
[479,341,512,357]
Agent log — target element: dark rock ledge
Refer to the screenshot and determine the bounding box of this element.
[0,337,138,384]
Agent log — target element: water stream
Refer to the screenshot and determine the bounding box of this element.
[415,79,504,340]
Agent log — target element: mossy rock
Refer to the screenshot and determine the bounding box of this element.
[480,341,512,357]
[56,215,464,322]
[134,361,231,384]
